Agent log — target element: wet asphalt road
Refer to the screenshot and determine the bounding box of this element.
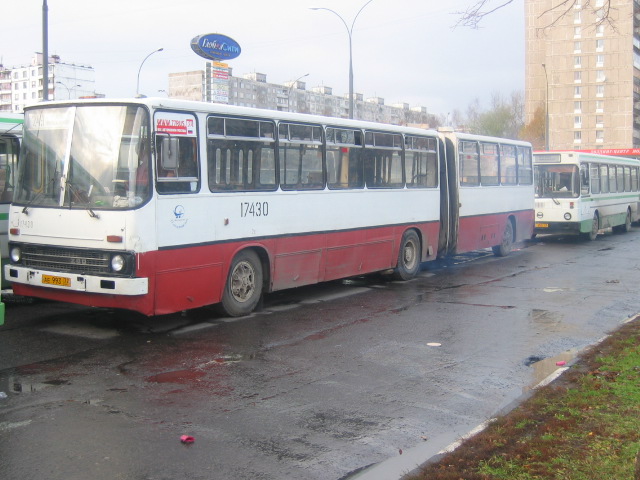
[1,230,640,480]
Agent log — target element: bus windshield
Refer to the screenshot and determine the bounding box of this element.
[535,164,580,198]
[15,105,151,209]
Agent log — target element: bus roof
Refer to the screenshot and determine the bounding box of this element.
[23,97,442,138]
[534,150,640,166]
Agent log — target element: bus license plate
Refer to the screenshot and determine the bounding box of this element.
[42,274,71,287]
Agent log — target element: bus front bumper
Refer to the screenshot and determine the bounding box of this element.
[534,221,583,235]
[4,265,148,296]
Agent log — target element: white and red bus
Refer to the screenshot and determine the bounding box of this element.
[5,98,533,316]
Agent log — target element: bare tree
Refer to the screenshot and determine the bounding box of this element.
[454,0,613,30]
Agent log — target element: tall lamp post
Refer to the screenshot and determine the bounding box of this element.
[42,0,49,101]
[542,63,550,151]
[287,73,309,112]
[136,48,164,97]
[56,81,81,100]
[311,0,374,119]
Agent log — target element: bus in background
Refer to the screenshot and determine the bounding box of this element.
[5,98,533,317]
[533,151,640,240]
[0,113,22,290]
[0,112,22,324]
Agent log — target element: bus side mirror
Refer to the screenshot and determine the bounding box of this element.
[161,137,179,170]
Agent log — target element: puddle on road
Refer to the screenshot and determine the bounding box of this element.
[39,322,120,340]
[146,369,207,384]
[524,349,578,392]
[0,371,70,395]
[529,309,564,325]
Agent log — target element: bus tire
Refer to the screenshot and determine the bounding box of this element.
[221,250,263,317]
[393,230,421,280]
[613,209,632,234]
[582,212,599,241]
[492,219,514,257]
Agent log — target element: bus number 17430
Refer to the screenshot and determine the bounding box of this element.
[240,201,269,218]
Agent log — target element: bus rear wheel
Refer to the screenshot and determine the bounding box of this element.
[613,209,632,234]
[221,250,263,317]
[492,220,514,257]
[393,230,421,280]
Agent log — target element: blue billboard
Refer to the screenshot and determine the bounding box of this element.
[190,33,241,61]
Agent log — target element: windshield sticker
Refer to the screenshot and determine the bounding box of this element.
[156,112,196,136]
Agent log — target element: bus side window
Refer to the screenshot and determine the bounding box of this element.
[279,123,324,191]
[326,127,363,190]
[580,163,590,195]
[624,166,632,192]
[608,165,617,193]
[590,164,600,194]
[405,135,438,188]
[600,165,609,193]
[479,142,499,186]
[156,136,200,194]
[616,166,624,193]
[258,144,276,188]
[459,141,479,186]
[500,145,517,185]
[517,147,533,185]
[363,132,403,189]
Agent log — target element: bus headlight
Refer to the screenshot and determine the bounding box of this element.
[111,254,126,272]
[564,212,572,220]
[10,246,21,263]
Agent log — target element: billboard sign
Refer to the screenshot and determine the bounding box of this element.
[191,33,241,61]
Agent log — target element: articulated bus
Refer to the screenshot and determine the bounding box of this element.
[5,98,533,316]
[0,113,22,289]
[534,151,640,240]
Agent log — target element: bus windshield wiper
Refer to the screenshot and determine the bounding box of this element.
[65,179,100,219]
[21,175,60,215]
[21,190,46,215]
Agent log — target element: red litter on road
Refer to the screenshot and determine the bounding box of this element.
[180,435,195,444]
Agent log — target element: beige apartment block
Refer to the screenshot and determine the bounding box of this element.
[525,0,640,151]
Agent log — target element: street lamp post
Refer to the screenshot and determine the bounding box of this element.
[287,73,309,112]
[311,0,374,119]
[542,63,550,151]
[43,0,49,101]
[56,81,81,100]
[136,48,164,97]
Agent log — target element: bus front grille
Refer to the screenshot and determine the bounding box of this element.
[21,245,111,275]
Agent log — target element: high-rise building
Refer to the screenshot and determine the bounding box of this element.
[0,54,96,113]
[525,0,640,151]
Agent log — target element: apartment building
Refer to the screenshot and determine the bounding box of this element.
[525,0,640,150]
[168,62,435,127]
[0,54,96,112]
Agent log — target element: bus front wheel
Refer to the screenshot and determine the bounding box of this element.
[393,230,421,280]
[583,213,599,241]
[221,250,263,317]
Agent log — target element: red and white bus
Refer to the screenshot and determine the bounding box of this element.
[5,98,533,316]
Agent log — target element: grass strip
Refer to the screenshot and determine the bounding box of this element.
[409,317,640,480]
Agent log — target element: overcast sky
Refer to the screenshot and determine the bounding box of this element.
[2,0,524,116]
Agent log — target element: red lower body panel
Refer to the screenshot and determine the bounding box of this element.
[456,210,534,254]
[13,222,439,316]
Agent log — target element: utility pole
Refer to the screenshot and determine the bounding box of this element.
[43,0,49,101]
